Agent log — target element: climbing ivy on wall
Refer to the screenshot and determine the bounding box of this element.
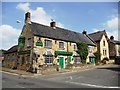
[76,41,88,62]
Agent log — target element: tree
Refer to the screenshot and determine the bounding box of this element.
[94,51,101,64]
[76,41,88,63]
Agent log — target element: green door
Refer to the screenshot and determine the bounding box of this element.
[68,56,72,62]
[22,56,24,64]
[59,57,64,69]
[92,58,95,64]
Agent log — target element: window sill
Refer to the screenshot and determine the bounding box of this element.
[44,46,52,49]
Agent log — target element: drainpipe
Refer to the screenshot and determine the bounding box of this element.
[67,42,68,52]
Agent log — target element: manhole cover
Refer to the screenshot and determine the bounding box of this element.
[19,82,34,86]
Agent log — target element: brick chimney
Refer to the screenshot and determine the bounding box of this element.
[110,36,114,40]
[25,11,31,24]
[50,19,56,29]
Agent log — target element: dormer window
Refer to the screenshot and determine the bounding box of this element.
[27,38,31,47]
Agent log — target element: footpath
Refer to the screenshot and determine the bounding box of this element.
[1,63,114,77]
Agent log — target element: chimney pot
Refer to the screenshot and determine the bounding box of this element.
[82,30,87,35]
[50,19,56,29]
[110,36,114,40]
[25,11,31,24]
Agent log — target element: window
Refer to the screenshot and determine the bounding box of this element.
[27,55,30,64]
[27,38,31,47]
[74,45,78,51]
[103,49,107,56]
[88,47,92,53]
[105,50,107,56]
[103,40,105,46]
[44,56,53,64]
[73,56,81,63]
[44,40,52,48]
[70,42,71,46]
[55,40,57,44]
[59,42,64,49]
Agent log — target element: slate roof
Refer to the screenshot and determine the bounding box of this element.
[88,30,108,42]
[29,22,96,46]
[114,40,120,45]
[5,45,18,54]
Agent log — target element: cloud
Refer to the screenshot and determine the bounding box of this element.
[16,3,64,28]
[105,16,118,29]
[0,25,21,50]
[16,3,30,11]
[92,15,118,40]
[106,30,118,40]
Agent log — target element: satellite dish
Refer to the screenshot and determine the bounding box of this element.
[16,20,21,23]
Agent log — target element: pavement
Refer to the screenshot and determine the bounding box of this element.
[1,63,115,77]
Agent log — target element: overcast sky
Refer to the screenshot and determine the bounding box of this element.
[1,1,119,50]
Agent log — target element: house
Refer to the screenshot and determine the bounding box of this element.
[109,36,120,63]
[3,45,18,69]
[82,31,97,63]
[0,49,6,65]
[4,12,96,73]
[88,30,109,61]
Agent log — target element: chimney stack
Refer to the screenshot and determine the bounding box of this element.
[25,11,31,24]
[50,19,56,29]
[82,30,87,35]
[110,36,114,40]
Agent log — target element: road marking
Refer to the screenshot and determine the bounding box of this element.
[66,81,120,88]
[1,71,19,76]
[16,85,25,88]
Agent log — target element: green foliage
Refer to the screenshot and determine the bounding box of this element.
[76,41,88,62]
[94,51,101,63]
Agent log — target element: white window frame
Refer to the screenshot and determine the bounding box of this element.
[44,40,52,48]
[59,42,64,49]
[74,44,78,51]
[73,56,81,63]
[44,56,53,64]
[27,38,31,47]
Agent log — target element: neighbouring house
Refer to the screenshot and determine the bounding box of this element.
[88,30,109,62]
[3,45,18,69]
[114,40,120,64]
[109,36,120,63]
[82,31,97,63]
[0,49,6,64]
[3,12,96,73]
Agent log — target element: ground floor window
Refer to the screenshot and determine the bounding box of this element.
[17,58,20,64]
[73,56,81,63]
[27,55,30,64]
[44,56,53,64]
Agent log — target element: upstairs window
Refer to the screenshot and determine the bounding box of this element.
[59,42,64,49]
[27,38,31,47]
[44,40,52,48]
[103,40,105,46]
[74,45,78,51]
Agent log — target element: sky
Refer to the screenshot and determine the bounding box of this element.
[1,1,119,50]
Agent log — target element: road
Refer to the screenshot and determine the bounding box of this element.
[2,64,120,89]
